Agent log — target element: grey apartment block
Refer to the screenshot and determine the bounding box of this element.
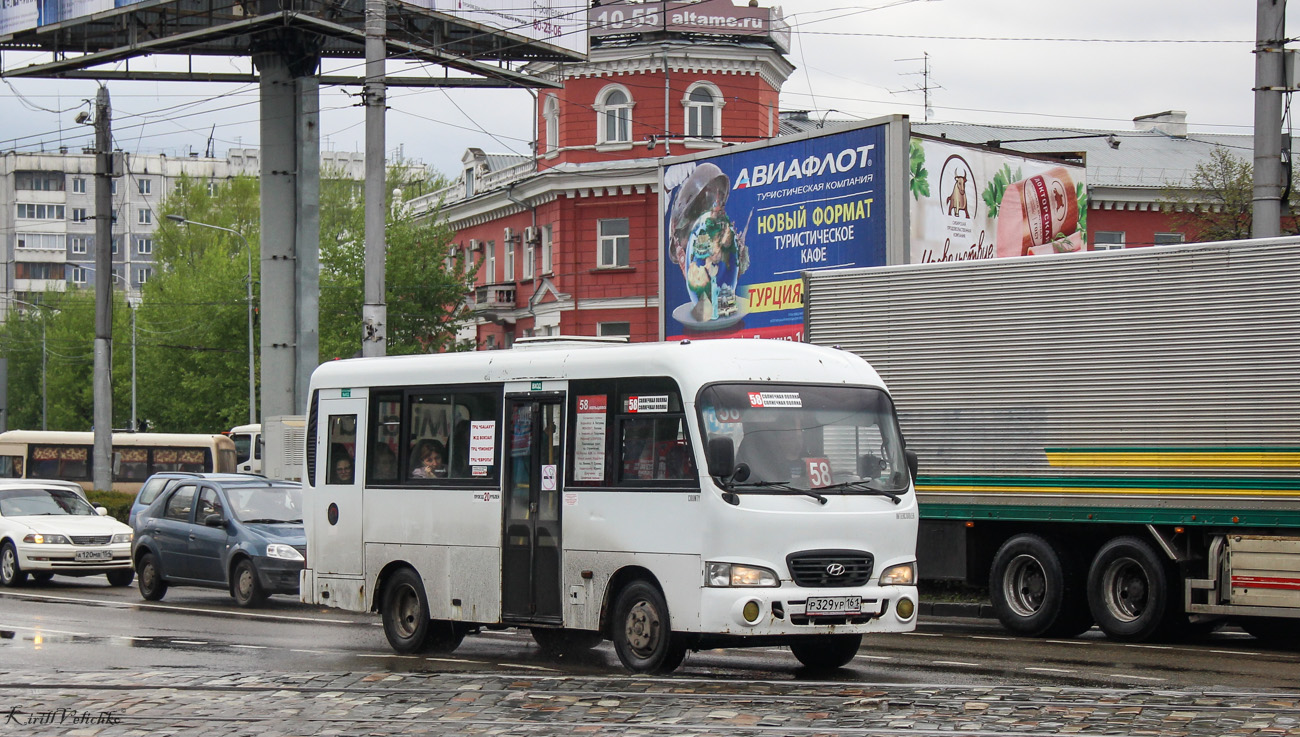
[0,148,375,320]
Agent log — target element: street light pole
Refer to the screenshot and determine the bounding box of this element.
[167,215,256,425]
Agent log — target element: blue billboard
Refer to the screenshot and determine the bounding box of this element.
[661,121,895,341]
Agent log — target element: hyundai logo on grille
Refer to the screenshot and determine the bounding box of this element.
[825,563,846,577]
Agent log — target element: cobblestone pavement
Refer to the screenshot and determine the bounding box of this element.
[1,669,1298,737]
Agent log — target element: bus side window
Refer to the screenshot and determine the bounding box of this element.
[369,394,402,483]
[0,456,22,478]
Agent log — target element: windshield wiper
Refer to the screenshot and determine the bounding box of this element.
[729,480,828,505]
[820,481,903,505]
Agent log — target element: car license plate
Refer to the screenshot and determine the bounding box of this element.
[805,595,862,615]
[75,550,113,562]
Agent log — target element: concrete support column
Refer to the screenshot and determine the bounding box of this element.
[254,44,320,419]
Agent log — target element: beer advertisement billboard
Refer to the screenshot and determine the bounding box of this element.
[660,117,908,342]
[909,136,1088,263]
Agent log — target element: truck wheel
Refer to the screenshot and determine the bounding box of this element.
[611,580,687,674]
[790,634,862,671]
[989,534,1091,637]
[1087,536,1171,642]
[382,567,432,654]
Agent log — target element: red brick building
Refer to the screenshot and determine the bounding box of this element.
[408,1,793,349]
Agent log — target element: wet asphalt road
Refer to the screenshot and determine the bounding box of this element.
[2,579,1300,736]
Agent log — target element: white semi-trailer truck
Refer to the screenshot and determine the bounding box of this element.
[804,236,1300,642]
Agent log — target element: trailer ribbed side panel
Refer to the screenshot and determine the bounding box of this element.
[805,239,1300,510]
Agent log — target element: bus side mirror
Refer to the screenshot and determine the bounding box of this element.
[706,437,735,478]
[905,449,919,480]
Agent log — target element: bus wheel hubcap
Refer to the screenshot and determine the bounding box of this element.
[626,601,659,654]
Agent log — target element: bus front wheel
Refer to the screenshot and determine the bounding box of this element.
[611,580,687,674]
[382,567,433,654]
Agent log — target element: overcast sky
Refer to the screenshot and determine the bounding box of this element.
[0,0,1287,177]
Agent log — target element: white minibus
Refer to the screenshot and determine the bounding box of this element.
[300,338,919,673]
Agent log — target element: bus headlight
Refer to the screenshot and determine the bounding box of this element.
[266,544,305,561]
[23,534,71,545]
[706,562,779,587]
[879,562,916,586]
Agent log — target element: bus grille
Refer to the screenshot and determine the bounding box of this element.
[71,535,112,545]
[787,550,874,587]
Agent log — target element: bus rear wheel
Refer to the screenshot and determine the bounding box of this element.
[790,634,862,671]
[383,567,433,654]
[611,581,687,674]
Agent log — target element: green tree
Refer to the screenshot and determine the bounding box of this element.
[1162,146,1253,242]
[317,165,477,360]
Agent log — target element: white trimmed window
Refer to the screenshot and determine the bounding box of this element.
[1094,231,1125,250]
[683,83,723,139]
[486,240,496,283]
[72,177,86,194]
[16,233,65,250]
[503,232,515,282]
[137,267,151,284]
[523,229,535,280]
[541,225,553,274]
[543,95,560,153]
[137,178,151,195]
[596,85,633,144]
[71,208,88,223]
[598,218,630,268]
[70,237,87,255]
[137,238,153,255]
[70,266,87,284]
[138,208,152,225]
[598,322,631,338]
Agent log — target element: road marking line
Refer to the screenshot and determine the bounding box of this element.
[116,636,151,641]
[170,640,208,645]
[356,653,417,659]
[856,655,892,661]
[1044,639,1090,646]
[229,644,267,649]
[1107,673,1166,681]
[0,624,90,636]
[501,664,559,671]
[1210,649,1262,656]
[901,631,942,637]
[1025,667,1075,673]
[969,635,1015,641]
[1123,644,1173,650]
[290,649,327,654]
[0,591,361,624]
[932,661,979,667]
[426,657,470,663]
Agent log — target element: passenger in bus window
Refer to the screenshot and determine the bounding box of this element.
[370,444,398,482]
[330,443,355,484]
[411,439,446,479]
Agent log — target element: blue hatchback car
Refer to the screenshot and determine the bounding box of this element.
[131,475,305,607]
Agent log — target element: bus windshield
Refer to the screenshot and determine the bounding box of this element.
[698,383,910,494]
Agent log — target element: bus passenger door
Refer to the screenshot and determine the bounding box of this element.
[501,396,564,624]
[311,394,366,578]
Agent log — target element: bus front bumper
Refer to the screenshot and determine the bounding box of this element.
[699,584,918,636]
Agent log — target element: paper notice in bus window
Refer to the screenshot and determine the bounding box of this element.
[747,392,802,408]
[627,395,669,413]
[469,420,496,467]
[574,395,607,481]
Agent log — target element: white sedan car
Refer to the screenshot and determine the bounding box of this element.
[0,482,135,587]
